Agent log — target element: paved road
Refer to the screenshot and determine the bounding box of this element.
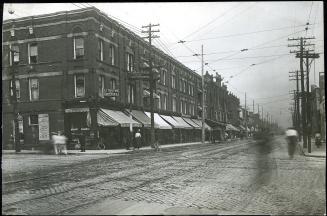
[2,137,325,215]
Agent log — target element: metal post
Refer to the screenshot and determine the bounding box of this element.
[201,45,205,144]
[300,38,307,148]
[306,50,311,153]
[245,92,248,138]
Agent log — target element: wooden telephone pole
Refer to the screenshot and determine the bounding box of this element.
[288,36,319,150]
[142,23,160,147]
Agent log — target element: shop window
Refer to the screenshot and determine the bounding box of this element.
[70,112,88,129]
[29,114,38,126]
[75,74,85,98]
[28,43,38,64]
[74,37,84,59]
[29,78,39,101]
[10,79,20,99]
[98,75,105,98]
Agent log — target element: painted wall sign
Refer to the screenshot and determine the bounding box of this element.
[38,114,50,140]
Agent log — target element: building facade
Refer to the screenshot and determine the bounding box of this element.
[2,7,241,150]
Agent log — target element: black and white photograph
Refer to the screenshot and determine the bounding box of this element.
[2,2,325,215]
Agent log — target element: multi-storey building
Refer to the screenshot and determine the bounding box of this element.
[2,7,240,150]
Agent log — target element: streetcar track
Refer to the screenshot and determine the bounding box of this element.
[2,140,254,213]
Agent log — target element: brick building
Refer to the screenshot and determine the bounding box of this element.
[2,7,241,150]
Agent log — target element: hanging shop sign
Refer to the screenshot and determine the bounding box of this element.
[104,89,119,97]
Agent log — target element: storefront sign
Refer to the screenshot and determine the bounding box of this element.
[104,89,119,97]
[38,114,50,140]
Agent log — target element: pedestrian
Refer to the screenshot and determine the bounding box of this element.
[78,129,86,152]
[135,129,142,150]
[315,132,321,148]
[285,127,298,159]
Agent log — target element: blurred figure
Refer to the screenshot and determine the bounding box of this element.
[315,132,321,148]
[253,130,274,189]
[285,127,298,159]
[52,131,67,155]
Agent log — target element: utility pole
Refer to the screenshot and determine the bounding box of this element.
[245,92,248,138]
[201,45,205,144]
[288,36,319,150]
[142,23,160,147]
[261,106,264,130]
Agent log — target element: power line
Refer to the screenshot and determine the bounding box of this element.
[180,3,243,41]
[174,23,314,44]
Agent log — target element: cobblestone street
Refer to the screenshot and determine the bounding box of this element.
[2,137,325,215]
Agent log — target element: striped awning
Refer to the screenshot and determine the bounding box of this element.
[182,117,201,129]
[226,124,240,132]
[191,119,212,130]
[173,116,193,129]
[100,108,142,128]
[160,115,183,128]
[145,112,172,129]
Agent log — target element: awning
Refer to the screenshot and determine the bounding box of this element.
[145,112,172,129]
[98,110,118,127]
[65,108,89,113]
[126,109,155,128]
[173,116,193,129]
[143,89,160,99]
[160,115,183,128]
[182,117,201,129]
[239,125,246,131]
[226,124,240,132]
[247,127,251,132]
[191,119,212,130]
[205,119,226,130]
[100,108,142,128]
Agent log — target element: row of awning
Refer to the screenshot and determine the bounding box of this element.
[65,108,240,131]
[98,108,211,130]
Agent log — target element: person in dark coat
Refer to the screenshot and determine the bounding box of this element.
[78,128,86,152]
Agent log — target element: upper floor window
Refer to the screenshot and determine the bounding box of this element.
[75,74,85,98]
[172,75,176,89]
[183,81,187,93]
[98,75,105,98]
[10,45,19,65]
[180,100,183,113]
[180,79,183,92]
[109,45,115,65]
[10,79,20,99]
[158,93,161,110]
[126,53,134,72]
[172,97,177,112]
[29,78,39,101]
[98,39,104,61]
[127,84,135,104]
[28,43,38,64]
[162,95,167,110]
[162,70,166,85]
[110,79,116,101]
[74,37,84,59]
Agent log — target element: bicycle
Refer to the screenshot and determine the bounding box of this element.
[97,138,106,150]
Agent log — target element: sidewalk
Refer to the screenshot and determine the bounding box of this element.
[2,141,211,155]
[298,139,326,158]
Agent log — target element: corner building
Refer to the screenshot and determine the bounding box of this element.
[2,7,240,150]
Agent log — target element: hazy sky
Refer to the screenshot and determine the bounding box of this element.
[3,2,324,129]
